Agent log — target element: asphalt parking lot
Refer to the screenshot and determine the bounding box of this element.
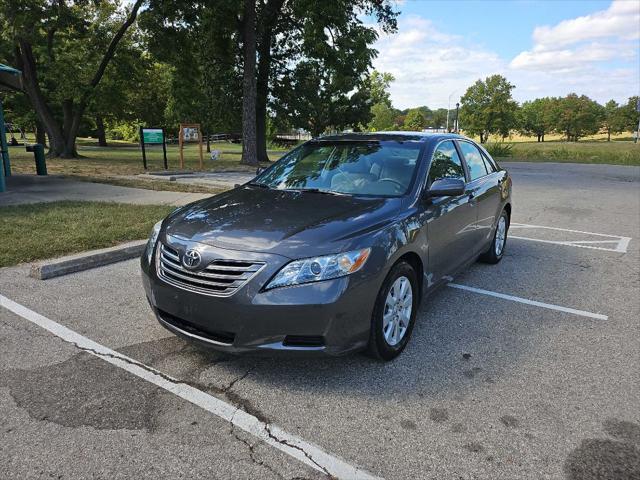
[1,162,639,480]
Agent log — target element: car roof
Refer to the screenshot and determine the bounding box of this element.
[314,131,467,143]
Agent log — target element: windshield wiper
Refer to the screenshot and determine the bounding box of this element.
[246,182,270,189]
[292,188,349,197]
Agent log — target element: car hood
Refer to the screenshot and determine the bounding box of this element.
[164,186,401,258]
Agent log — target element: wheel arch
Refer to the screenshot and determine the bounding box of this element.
[395,251,424,297]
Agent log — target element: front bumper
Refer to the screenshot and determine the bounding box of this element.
[141,238,381,356]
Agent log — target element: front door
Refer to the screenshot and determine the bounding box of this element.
[422,140,478,282]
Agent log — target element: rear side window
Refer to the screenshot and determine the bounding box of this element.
[481,151,498,172]
[458,141,488,180]
[428,141,465,184]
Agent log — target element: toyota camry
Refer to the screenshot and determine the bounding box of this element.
[141,132,512,361]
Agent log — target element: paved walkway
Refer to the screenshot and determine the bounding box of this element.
[130,171,255,189]
[0,175,211,207]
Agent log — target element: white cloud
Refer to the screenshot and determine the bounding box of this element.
[510,0,640,73]
[531,0,640,50]
[372,2,640,109]
[372,16,505,109]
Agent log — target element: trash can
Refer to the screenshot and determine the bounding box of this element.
[26,143,47,175]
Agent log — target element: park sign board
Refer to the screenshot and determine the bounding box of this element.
[139,126,168,170]
[142,128,164,144]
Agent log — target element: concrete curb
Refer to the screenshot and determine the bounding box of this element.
[30,240,147,280]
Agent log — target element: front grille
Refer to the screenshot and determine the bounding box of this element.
[157,243,265,296]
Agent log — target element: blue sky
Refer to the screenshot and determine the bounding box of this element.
[371,0,640,109]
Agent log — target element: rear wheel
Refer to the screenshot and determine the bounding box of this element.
[479,209,509,264]
[367,261,419,361]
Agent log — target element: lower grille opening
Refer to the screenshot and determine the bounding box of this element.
[157,309,235,345]
[283,335,325,348]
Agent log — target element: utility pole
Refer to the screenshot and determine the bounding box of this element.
[454,103,460,133]
[636,98,640,144]
[446,90,458,132]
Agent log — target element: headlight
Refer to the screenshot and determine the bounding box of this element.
[145,220,162,264]
[265,248,371,290]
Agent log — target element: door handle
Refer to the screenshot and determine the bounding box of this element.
[467,191,477,204]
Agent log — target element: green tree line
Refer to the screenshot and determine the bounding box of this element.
[368,74,639,143]
[1,1,638,167]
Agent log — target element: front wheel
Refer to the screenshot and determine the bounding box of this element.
[479,209,509,264]
[367,261,419,361]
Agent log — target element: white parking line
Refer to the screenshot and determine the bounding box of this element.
[447,283,608,320]
[510,223,631,253]
[0,294,381,480]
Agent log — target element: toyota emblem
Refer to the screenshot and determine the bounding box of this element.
[182,249,202,269]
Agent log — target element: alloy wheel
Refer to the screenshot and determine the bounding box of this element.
[383,276,413,346]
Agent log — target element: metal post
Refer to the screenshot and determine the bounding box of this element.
[140,126,147,170]
[0,99,9,192]
[0,98,11,178]
[162,128,168,169]
[454,103,460,133]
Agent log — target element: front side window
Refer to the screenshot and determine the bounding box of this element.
[458,141,488,181]
[428,141,465,184]
[254,141,422,197]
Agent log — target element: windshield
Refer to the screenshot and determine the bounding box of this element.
[253,141,423,197]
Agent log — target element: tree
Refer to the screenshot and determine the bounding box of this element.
[141,0,243,136]
[141,0,397,162]
[367,71,395,107]
[619,96,640,134]
[403,109,427,131]
[240,0,258,166]
[1,0,145,157]
[460,75,518,143]
[518,97,555,142]
[368,102,396,131]
[553,94,603,141]
[272,58,372,136]
[601,100,626,142]
[255,0,397,159]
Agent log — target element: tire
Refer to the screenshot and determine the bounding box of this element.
[479,209,509,264]
[367,261,419,361]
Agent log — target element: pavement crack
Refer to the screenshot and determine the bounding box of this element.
[69,342,184,386]
[230,423,287,480]
[263,424,335,479]
[222,369,252,392]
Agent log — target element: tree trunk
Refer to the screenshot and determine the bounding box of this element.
[16,40,66,156]
[607,129,611,142]
[240,0,258,166]
[13,0,143,158]
[255,56,270,163]
[255,0,286,164]
[96,115,108,147]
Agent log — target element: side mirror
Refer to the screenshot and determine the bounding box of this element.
[427,178,465,197]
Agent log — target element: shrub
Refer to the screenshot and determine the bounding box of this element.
[485,142,514,158]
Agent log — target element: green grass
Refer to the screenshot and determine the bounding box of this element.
[8,139,286,179]
[494,141,640,166]
[0,201,174,267]
[71,175,229,195]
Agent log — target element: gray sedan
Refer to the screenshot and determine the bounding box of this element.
[141,132,512,361]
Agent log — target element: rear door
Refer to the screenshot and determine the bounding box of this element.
[456,140,503,252]
[423,140,479,280]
